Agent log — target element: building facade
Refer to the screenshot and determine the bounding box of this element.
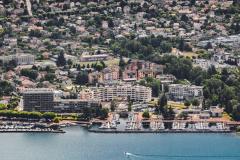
[23,88,100,112]
[122,60,164,81]
[23,88,55,112]
[91,85,152,102]
[80,54,109,62]
[168,84,203,101]
[0,54,35,65]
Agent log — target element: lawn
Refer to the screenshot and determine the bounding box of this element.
[168,101,187,110]
[76,58,120,67]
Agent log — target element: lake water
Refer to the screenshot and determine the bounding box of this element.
[0,126,240,160]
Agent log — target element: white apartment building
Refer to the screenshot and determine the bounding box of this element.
[168,84,203,101]
[0,54,35,65]
[90,85,152,102]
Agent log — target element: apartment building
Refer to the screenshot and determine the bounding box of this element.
[168,84,203,101]
[23,88,55,112]
[0,54,35,65]
[88,66,120,84]
[90,85,152,102]
[23,88,100,112]
[80,54,109,62]
[156,74,176,84]
[53,99,100,112]
[123,60,164,81]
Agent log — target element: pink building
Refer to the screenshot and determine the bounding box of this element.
[123,60,164,81]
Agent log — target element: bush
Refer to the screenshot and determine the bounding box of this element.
[53,117,60,123]
[142,110,150,119]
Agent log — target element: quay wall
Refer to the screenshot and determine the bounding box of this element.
[88,129,233,134]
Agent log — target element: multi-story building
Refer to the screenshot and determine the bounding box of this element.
[0,54,35,65]
[23,88,55,112]
[123,60,164,81]
[53,99,100,112]
[91,84,152,102]
[80,54,109,62]
[168,84,203,101]
[156,74,176,84]
[79,89,95,100]
[102,66,120,82]
[23,88,100,112]
[88,66,120,84]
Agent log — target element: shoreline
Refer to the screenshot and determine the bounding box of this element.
[88,129,233,134]
[0,129,65,133]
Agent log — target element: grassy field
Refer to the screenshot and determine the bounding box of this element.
[222,112,232,121]
[168,101,187,110]
[181,51,198,58]
[76,58,120,67]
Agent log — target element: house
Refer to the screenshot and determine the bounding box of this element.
[210,106,224,117]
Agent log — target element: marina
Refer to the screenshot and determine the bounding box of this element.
[0,122,65,133]
[89,112,235,133]
[0,126,240,160]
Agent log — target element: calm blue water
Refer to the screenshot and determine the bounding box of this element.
[0,126,240,160]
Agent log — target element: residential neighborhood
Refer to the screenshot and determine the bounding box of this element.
[0,0,240,134]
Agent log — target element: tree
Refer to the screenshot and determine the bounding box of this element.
[232,104,240,121]
[99,108,109,120]
[207,65,217,76]
[178,39,192,52]
[192,99,200,106]
[44,73,56,82]
[184,100,191,107]
[56,51,66,66]
[128,104,132,112]
[42,112,56,120]
[100,61,106,68]
[142,110,150,119]
[53,117,60,123]
[179,112,188,120]
[110,100,116,112]
[77,64,81,71]
[158,94,167,108]
[69,26,76,34]
[0,81,14,96]
[108,19,114,28]
[67,59,73,66]
[119,55,125,69]
[76,71,89,85]
[205,42,213,50]
[190,0,196,6]
[178,39,185,52]
[151,82,160,97]
[3,59,17,71]
[181,14,189,22]
[21,69,38,80]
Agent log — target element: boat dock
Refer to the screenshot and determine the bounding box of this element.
[88,112,237,133]
[0,122,65,133]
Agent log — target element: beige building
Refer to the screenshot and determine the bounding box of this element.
[169,84,203,101]
[0,54,35,65]
[90,84,152,102]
